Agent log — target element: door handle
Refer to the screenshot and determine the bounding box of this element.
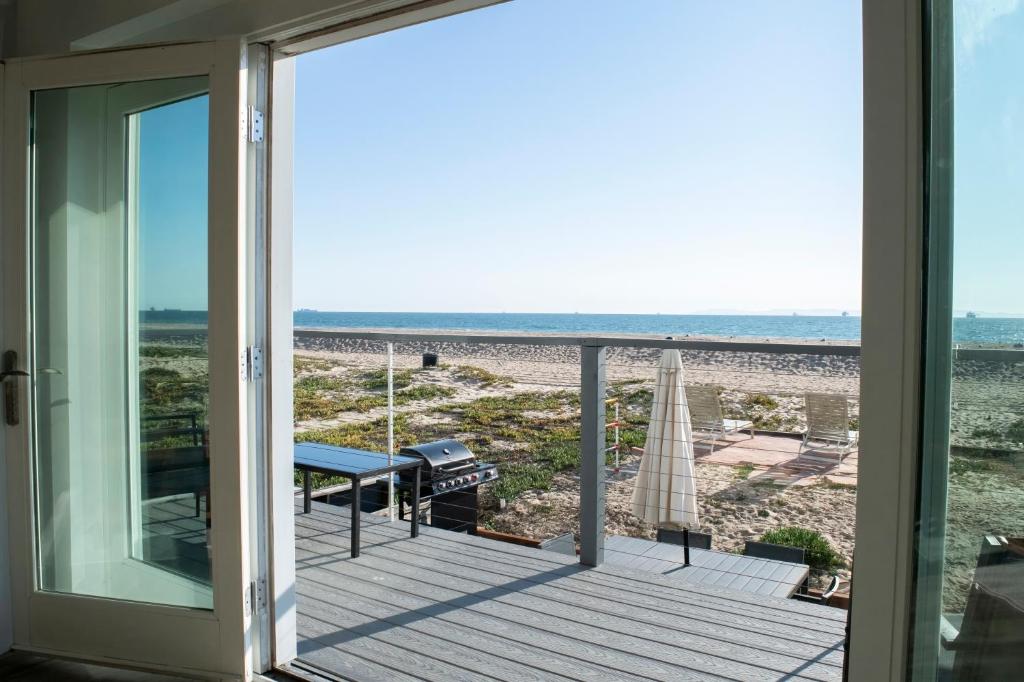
[3,350,29,426]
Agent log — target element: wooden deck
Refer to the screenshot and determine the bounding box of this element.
[603,536,809,599]
[294,502,847,681]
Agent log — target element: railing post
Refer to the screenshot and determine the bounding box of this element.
[387,342,395,521]
[580,342,606,567]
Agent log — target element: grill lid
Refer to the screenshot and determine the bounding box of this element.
[399,439,475,474]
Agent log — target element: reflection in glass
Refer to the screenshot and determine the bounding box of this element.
[133,94,211,591]
[913,2,1024,678]
[32,78,212,608]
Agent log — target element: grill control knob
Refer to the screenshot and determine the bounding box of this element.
[470,474,478,482]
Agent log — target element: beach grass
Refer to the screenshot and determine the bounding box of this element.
[362,368,416,390]
[452,365,513,387]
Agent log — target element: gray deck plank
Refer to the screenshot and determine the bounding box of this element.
[294,515,842,646]
[297,611,457,682]
[296,506,838,625]
[295,538,844,670]
[298,556,724,681]
[294,508,845,680]
[304,502,837,621]
[298,589,560,682]
[296,546,838,681]
[296,564,672,682]
[294,503,845,681]
[600,537,808,598]
[294,509,845,633]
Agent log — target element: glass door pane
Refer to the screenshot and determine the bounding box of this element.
[32,76,213,609]
[912,2,1024,678]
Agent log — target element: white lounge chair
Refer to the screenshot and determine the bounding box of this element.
[685,385,754,452]
[799,392,858,460]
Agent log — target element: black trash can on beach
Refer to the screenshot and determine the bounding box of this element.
[422,352,438,368]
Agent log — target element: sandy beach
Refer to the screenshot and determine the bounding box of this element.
[290,330,861,583]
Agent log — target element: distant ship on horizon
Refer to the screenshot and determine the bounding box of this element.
[966,311,978,319]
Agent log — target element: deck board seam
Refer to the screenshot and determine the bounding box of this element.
[294,514,847,635]
[294,533,846,657]
[295,547,844,680]
[296,579,656,682]
[298,565,777,682]
[295,506,846,623]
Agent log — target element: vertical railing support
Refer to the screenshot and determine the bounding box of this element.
[387,342,395,521]
[580,342,607,567]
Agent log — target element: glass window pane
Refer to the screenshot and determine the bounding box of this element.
[31,77,212,609]
[913,2,1024,677]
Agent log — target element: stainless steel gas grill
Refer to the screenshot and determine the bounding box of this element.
[396,439,498,533]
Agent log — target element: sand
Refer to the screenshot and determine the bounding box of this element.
[292,330,861,584]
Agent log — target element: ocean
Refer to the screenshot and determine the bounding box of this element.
[140,310,1024,344]
[290,311,1024,344]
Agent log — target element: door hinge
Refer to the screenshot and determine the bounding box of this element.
[246,578,267,618]
[244,105,264,143]
[240,346,263,382]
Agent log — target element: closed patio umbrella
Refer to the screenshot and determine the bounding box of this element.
[631,349,699,529]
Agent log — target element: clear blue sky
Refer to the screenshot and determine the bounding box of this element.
[290,0,1021,316]
[952,1,1024,316]
[138,94,209,311]
[293,0,864,315]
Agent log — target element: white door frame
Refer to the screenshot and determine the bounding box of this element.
[849,0,925,679]
[2,40,255,679]
[265,48,298,669]
[256,0,932,677]
[0,59,11,658]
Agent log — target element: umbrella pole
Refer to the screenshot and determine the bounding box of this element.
[683,527,690,567]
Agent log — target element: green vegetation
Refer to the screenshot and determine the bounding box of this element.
[140,367,208,417]
[452,365,513,387]
[293,380,456,422]
[618,428,647,450]
[362,368,414,390]
[742,393,779,410]
[759,526,843,572]
[949,447,1019,477]
[491,463,554,500]
[972,417,1024,444]
[295,375,350,392]
[397,384,456,402]
[752,414,783,431]
[735,463,755,480]
[730,391,783,430]
[294,355,334,373]
[295,389,585,498]
[140,345,207,358]
[136,347,210,448]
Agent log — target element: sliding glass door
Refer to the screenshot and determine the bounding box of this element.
[911,2,1024,678]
